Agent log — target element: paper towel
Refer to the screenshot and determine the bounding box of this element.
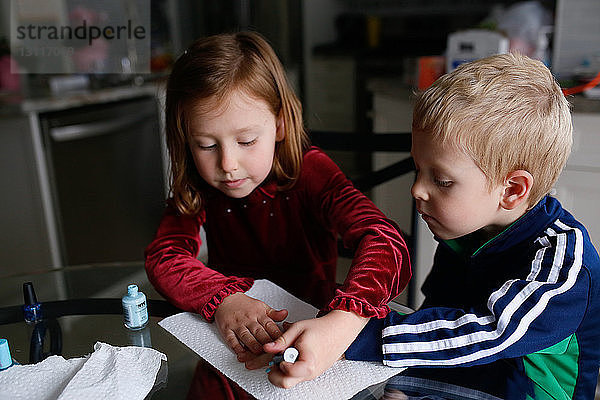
[158,279,402,400]
[0,342,166,400]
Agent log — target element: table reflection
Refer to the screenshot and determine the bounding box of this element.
[29,318,62,364]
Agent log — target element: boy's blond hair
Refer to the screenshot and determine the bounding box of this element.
[413,52,572,207]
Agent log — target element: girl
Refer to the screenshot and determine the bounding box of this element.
[145,31,411,388]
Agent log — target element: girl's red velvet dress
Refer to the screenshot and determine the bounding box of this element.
[145,147,411,399]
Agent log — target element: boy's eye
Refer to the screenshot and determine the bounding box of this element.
[239,138,257,146]
[434,178,452,187]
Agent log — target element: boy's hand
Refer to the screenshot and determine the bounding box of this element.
[214,292,288,361]
[247,310,368,388]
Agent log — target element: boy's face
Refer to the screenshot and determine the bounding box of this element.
[411,130,506,240]
[187,92,284,198]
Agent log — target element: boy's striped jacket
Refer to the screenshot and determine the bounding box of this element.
[346,196,600,399]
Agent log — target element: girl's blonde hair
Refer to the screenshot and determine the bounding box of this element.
[165,31,309,215]
[413,52,572,207]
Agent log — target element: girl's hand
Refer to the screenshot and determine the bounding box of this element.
[242,321,293,369]
[214,292,288,361]
[249,310,368,388]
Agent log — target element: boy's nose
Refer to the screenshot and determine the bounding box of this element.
[411,177,428,201]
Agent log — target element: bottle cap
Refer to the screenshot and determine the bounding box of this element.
[283,347,299,363]
[23,282,38,305]
[0,338,12,369]
[127,284,138,297]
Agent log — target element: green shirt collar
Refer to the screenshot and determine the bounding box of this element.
[442,218,521,257]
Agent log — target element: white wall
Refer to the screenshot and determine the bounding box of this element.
[553,112,600,250]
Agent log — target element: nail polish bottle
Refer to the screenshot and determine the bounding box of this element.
[122,284,148,330]
[23,282,42,323]
[0,338,14,370]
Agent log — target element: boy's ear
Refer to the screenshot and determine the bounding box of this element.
[275,113,285,142]
[500,170,533,210]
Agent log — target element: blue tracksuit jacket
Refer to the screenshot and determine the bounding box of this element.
[346,196,600,399]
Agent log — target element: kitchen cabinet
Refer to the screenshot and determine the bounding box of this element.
[0,114,53,273]
[0,84,168,273]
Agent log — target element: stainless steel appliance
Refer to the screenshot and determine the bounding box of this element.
[39,96,165,266]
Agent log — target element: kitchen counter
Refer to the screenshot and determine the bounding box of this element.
[0,81,165,117]
[367,76,600,113]
[22,83,164,113]
[569,94,600,113]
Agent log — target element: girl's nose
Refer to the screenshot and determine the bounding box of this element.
[219,147,238,173]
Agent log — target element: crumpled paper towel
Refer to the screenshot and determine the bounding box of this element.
[0,342,166,400]
[158,279,402,400]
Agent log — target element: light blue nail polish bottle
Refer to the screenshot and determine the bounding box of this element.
[122,284,148,330]
[0,339,13,370]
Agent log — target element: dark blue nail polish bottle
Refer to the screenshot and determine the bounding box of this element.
[23,282,42,323]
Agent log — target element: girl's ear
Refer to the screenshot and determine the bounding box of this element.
[275,113,285,142]
[500,170,533,210]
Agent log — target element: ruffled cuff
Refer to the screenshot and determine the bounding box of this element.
[319,294,391,319]
[200,278,255,321]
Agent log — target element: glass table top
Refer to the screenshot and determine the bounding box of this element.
[0,263,198,399]
[0,263,561,399]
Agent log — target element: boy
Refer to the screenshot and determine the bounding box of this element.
[341,53,600,398]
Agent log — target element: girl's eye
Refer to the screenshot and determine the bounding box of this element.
[197,143,216,151]
[434,178,452,187]
[239,138,257,147]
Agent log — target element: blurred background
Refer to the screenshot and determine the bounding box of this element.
[1,0,599,309]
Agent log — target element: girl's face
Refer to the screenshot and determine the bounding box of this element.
[187,91,284,198]
[411,130,506,240]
